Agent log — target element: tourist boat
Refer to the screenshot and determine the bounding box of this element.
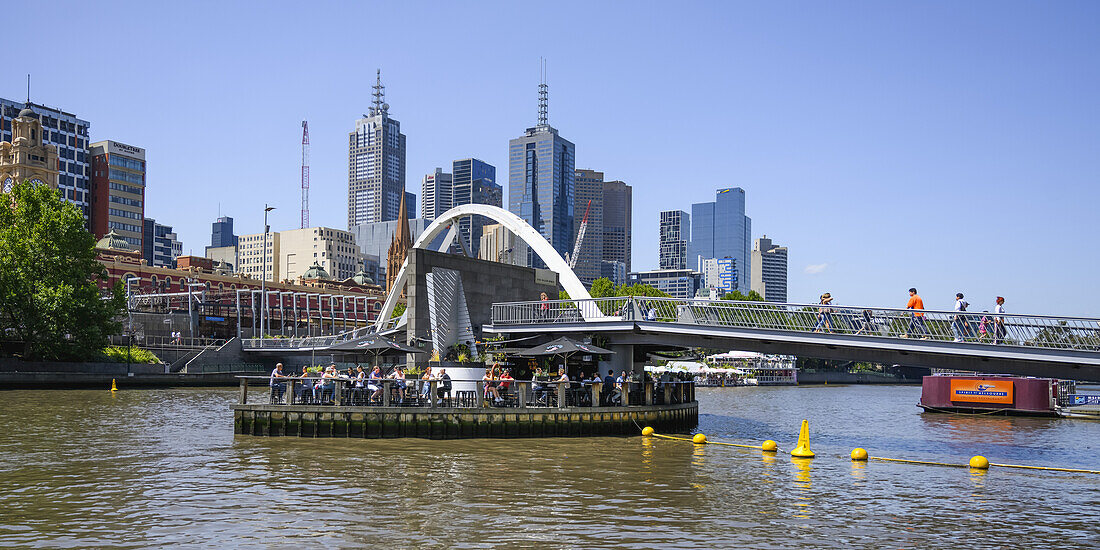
[918,373,1077,417]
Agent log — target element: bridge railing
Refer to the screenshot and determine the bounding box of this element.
[242,325,380,350]
[491,297,1100,353]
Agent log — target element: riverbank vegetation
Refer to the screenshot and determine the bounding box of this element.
[0,180,125,360]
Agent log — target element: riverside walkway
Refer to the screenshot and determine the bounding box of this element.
[486,297,1100,382]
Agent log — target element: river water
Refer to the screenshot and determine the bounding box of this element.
[0,385,1097,548]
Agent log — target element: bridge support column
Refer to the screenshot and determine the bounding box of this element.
[605,344,635,378]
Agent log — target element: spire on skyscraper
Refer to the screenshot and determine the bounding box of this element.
[538,58,548,127]
[370,69,389,117]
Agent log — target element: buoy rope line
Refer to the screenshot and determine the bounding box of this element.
[651,433,778,451]
[642,428,1100,475]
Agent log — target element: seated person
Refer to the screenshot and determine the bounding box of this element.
[602,369,617,406]
[368,365,383,403]
[436,369,452,401]
[498,368,514,397]
[389,366,407,404]
[420,366,433,400]
[269,363,286,401]
[483,367,503,405]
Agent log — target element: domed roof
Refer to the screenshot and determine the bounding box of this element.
[302,261,330,280]
[351,268,374,286]
[18,104,37,119]
[96,230,132,251]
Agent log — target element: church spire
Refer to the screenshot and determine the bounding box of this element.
[386,192,412,293]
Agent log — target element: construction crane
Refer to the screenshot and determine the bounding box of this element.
[567,200,591,269]
[300,121,310,229]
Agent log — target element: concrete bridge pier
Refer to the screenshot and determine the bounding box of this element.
[600,343,644,379]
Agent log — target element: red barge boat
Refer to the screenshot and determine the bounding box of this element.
[919,374,1077,417]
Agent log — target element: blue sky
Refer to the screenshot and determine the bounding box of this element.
[8,1,1099,315]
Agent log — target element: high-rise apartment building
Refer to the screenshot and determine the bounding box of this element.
[89,141,145,249]
[479,223,530,266]
[1,99,90,220]
[508,78,575,265]
[602,179,632,273]
[699,257,738,295]
[238,226,363,283]
[404,191,417,219]
[453,158,500,258]
[688,188,752,293]
[421,168,452,221]
[659,210,690,270]
[572,169,604,286]
[627,269,700,300]
[211,216,238,248]
[143,218,182,268]
[751,236,789,302]
[347,71,406,227]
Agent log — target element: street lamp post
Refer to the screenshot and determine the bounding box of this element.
[260,204,275,340]
[125,276,142,376]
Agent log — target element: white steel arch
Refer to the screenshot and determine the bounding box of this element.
[375,204,597,329]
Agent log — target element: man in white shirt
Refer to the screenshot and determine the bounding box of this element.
[993,297,1006,344]
[952,293,969,342]
[269,363,286,402]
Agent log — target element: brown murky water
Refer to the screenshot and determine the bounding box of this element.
[1,385,1098,548]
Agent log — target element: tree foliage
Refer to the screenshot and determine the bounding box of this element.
[0,180,125,360]
[588,277,670,299]
[720,290,764,302]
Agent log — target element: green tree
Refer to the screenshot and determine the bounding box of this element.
[0,180,124,360]
[720,290,764,301]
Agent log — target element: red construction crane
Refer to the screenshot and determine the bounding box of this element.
[568,200,592,269]
[300,121,310,229]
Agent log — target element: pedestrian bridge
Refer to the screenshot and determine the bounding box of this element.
[485,297,1100,382]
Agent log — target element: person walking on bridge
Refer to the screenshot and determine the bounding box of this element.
[902,288,928,339]
[993,296,1007,344]
[813,293,834,333]
[952,293,969,342]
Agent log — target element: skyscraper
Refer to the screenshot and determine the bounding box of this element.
[659,210,690,270]
[420,168,452,221]
[143,218,182,269]
[602,179,632,273]
[453,158,500,258]
[210,216,238,248]
[572,169,604,286]
[508,73,575,265]
[688,188,752,293]
[348,70,406,227]
[89,140,146,248]
[1,98,91,221]
[751,236,789,302]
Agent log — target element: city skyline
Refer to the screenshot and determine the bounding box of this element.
[5,2,1099,315]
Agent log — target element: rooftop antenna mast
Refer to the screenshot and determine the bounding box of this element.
[370,69,387,116]
[26,74,31,104]
[300,121,310,229]
[538,58,548,126]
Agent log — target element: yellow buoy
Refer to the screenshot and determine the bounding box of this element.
[110,379,118,392]
[969,455,989,470]
[761,440,778,452]
[641,426,654,437]
[692,433,708,444]
[790,419,815,458]
[851,447,868,461]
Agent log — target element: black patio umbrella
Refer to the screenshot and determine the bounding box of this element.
[516,336,615,373]
[329,334,425,367]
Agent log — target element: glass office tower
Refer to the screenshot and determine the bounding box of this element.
[688,187,752,293]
